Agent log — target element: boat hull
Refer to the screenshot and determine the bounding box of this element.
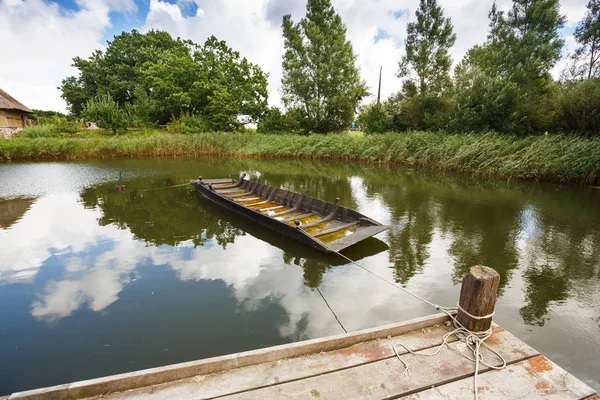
[191,177,389,253]
[192,180,334,252]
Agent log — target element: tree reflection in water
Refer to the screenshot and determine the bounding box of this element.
[77,160,600,328]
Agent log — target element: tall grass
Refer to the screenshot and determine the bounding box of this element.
[19,125,56,138]
[1,131,599,185]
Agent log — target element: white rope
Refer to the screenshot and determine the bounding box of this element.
[322,245,506,400]
[456,302,495,320]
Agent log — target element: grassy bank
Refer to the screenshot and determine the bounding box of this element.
[1,132,599,185]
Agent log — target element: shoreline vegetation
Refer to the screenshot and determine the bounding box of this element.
[1,131,598,186]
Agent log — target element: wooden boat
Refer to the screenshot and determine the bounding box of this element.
[190,174,390,253]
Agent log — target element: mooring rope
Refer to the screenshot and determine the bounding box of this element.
[316,286,348,333]
[320,245,506,400]
[139,183,189,192]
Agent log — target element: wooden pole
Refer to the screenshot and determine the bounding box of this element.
[377,66,382,104]
[456,265,500,332]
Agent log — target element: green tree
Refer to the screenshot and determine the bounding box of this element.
[281,0,368,133]
[397,0,456,97]
[452,0,565,134]
[193,36,269,125]
[60,30,269,129]
[574,0,600,78]
[486,0,565,86]
[82,94,129,134]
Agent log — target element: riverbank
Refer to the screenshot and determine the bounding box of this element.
[1,131,599,185]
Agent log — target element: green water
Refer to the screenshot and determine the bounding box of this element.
[0,158,599,394]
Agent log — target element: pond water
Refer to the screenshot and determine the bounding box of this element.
[0,158,599,395]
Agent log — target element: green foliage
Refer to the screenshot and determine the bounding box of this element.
[203,87,240,131]
[397,95,455,131]
[49,117,80,135]
[1,132,598,185]
[257,107,287,133]
[573,0,600,78]
[281,0,368,133]
[83,94,129,134]
[357,103,393,134]
[60,30,268,129]
[19,125,56,138]
[558,78,600,136]
[487,0,565,86]
[398,0,456,97]
[31,109,69,121]
[451,0,565,135]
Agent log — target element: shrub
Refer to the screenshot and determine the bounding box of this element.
[257,107,286,133]
[83,94,129,134]
[357,102,392,134]
[179,112,210,134]
[558,78,600,136]
[48,116,79,135]
[20,125,56,138]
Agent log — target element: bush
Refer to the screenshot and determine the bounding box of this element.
[20,125,56,138]
[357,102,392,134]
[257,107,286,133]
[47,116,79,135]
[83,94,129,134]
[558,78,600,136]
[179,112,210,134]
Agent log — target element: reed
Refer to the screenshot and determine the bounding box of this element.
[1,131,598,185]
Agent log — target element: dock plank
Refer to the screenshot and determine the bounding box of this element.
[8,314,450,400]
[218,326,538,400]
[88,324,455,400]
[405,355,596,399]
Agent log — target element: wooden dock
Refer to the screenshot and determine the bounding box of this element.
[5,268,598,400]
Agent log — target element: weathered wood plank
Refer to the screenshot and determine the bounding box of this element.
[234,197,261,202]
[218,326,538,400]
[405,355,596,399]
[8,314,451,400]
[312,221,359,237]
[95,324,456,400]
[203,179,233,185]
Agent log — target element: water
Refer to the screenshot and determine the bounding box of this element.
[0,159,599,394]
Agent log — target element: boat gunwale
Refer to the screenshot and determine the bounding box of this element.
[193,176,389,253]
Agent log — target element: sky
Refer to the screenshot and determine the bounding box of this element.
[0,0,590,113]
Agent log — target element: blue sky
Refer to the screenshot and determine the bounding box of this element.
[0,0,589,112]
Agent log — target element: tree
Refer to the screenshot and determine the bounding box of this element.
[397,0,456,97]
[60,30,269,129]
[487,0,565,86]
[193,36,269,125]
[451,0,565,134]
[574,0,600,78]
[281,0,368,133]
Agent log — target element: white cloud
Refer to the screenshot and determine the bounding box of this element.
[0,0,136,112]
[0,0,590,112]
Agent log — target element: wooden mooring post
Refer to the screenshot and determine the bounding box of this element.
[456,265,500,332]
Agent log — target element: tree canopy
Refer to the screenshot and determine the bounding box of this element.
[281,0,368,133]
[397,0,456,98]
[60,30,269,128]
[574,0,600,78]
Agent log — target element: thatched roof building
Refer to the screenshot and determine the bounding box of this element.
[0,88,33,138]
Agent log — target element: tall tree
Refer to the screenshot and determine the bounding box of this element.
[487,0,565,85]
[397,0,456,97]
[281,0,368,133]
[452,0,565,134]
[574,0,600,78]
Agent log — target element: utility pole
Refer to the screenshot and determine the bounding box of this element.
[377,66,382,104]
